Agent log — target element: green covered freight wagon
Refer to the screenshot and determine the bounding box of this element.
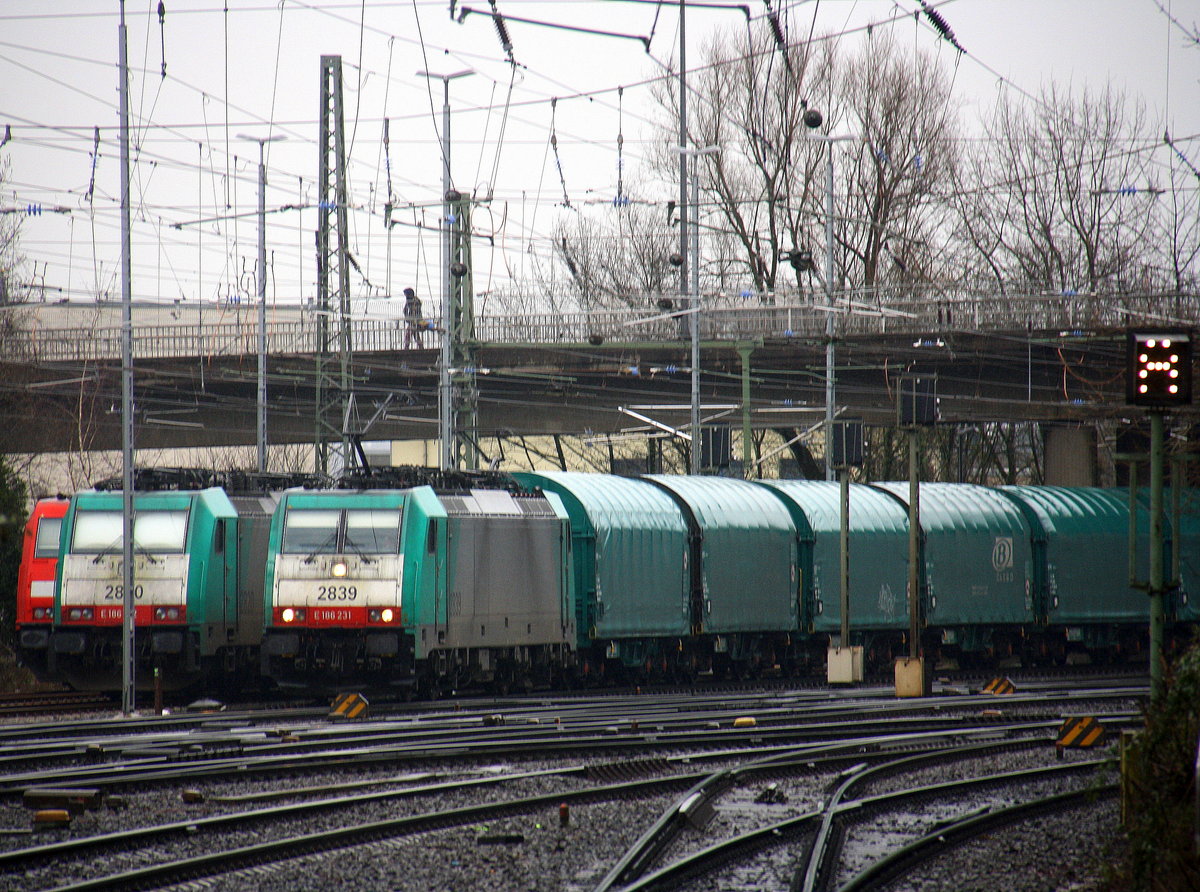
[760,480,909,635]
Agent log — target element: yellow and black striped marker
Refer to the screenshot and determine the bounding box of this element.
[982,677,1016,695]
[329,692,370,721]
[1056,715,1106,750]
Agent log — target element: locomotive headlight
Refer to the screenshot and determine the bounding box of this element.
[282,608,296,623]
[331,561,348,578]
[368,608,396,623]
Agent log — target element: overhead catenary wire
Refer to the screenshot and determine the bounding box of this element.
[549,98,572,209]
[1,2,1195,318]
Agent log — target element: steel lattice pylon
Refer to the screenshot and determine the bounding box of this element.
[448,194,478,469]
[315,55,352,477]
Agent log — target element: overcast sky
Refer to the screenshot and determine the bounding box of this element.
[1,1,1196,317]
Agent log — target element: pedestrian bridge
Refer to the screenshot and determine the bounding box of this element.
[11,288,1193,363]
[3,288,1196,456]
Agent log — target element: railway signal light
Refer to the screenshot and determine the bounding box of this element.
[831,419,864,467]
[898,376,938,426]
[1126,329,1192,407]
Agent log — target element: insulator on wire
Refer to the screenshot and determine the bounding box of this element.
[763,1,791,74]
[616,85,625,203]
[767,12,785,50]
[489,0,514,63]
[157,1,167,78]
[86,126,99,203]
[917,0,964,52]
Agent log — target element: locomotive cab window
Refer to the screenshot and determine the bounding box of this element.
[70,510,190,554]
[345,510,402,554]
[135,511,189,551]
[282,508,401,555]
[34,517,63,558]
[281,510,341,554]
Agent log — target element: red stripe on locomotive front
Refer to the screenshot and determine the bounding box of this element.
[273,605,369,626]
[61,605,187,625]
[16,498,68,627]
[309,605,368,626]
[271,606,403,627]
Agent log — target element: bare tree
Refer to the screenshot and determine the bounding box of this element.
[951,84,1157,293]
[1150,151,1200,293]
[0,157,29,308]
[834,30,961,297]
[653,25,835,297]
[649,26,960,308]
[552,198,678,310]
[860,423,1042,486]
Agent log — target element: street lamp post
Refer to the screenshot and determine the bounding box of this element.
[118,0,136,716]
[824,140,836,481]
[237,133,285,474]
[804,127,860,481]
[418,69,474,471]
[676,144,720,475]
[691,163,701,474]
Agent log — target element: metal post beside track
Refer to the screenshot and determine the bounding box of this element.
[1149,410,1165,702]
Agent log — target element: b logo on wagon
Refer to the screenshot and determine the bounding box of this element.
[992,536,1014,581]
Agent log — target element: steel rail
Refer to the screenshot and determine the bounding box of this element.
[593,771,734,892]
[620,809,824,892]
[0,713,1088,802]
[796,736,1071,892]
[836,783,1120,892]
[0,738,946,879]
[606,745,1113,892]
[1,767,690,872]
[804,760,1116,892]
[5,737,938,871]
[32,772,707,892]
[1,735,1056,883]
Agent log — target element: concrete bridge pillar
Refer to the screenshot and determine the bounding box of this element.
[1042,424,1097,486]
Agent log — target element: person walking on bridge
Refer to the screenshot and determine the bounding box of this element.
[403,287,424,348]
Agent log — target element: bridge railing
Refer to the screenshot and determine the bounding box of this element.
[10,289,1198,363]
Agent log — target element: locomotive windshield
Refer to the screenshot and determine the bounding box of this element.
[34,517,63,558]
[282,508,401,555]
[345,510,402,554]
[281,509,340,554]
[70,510,189,554]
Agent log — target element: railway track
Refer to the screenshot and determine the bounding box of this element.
[835,784,1118,892]
[602,754,1116,891]
[0,691,113,719]
[0,682,1139,890]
